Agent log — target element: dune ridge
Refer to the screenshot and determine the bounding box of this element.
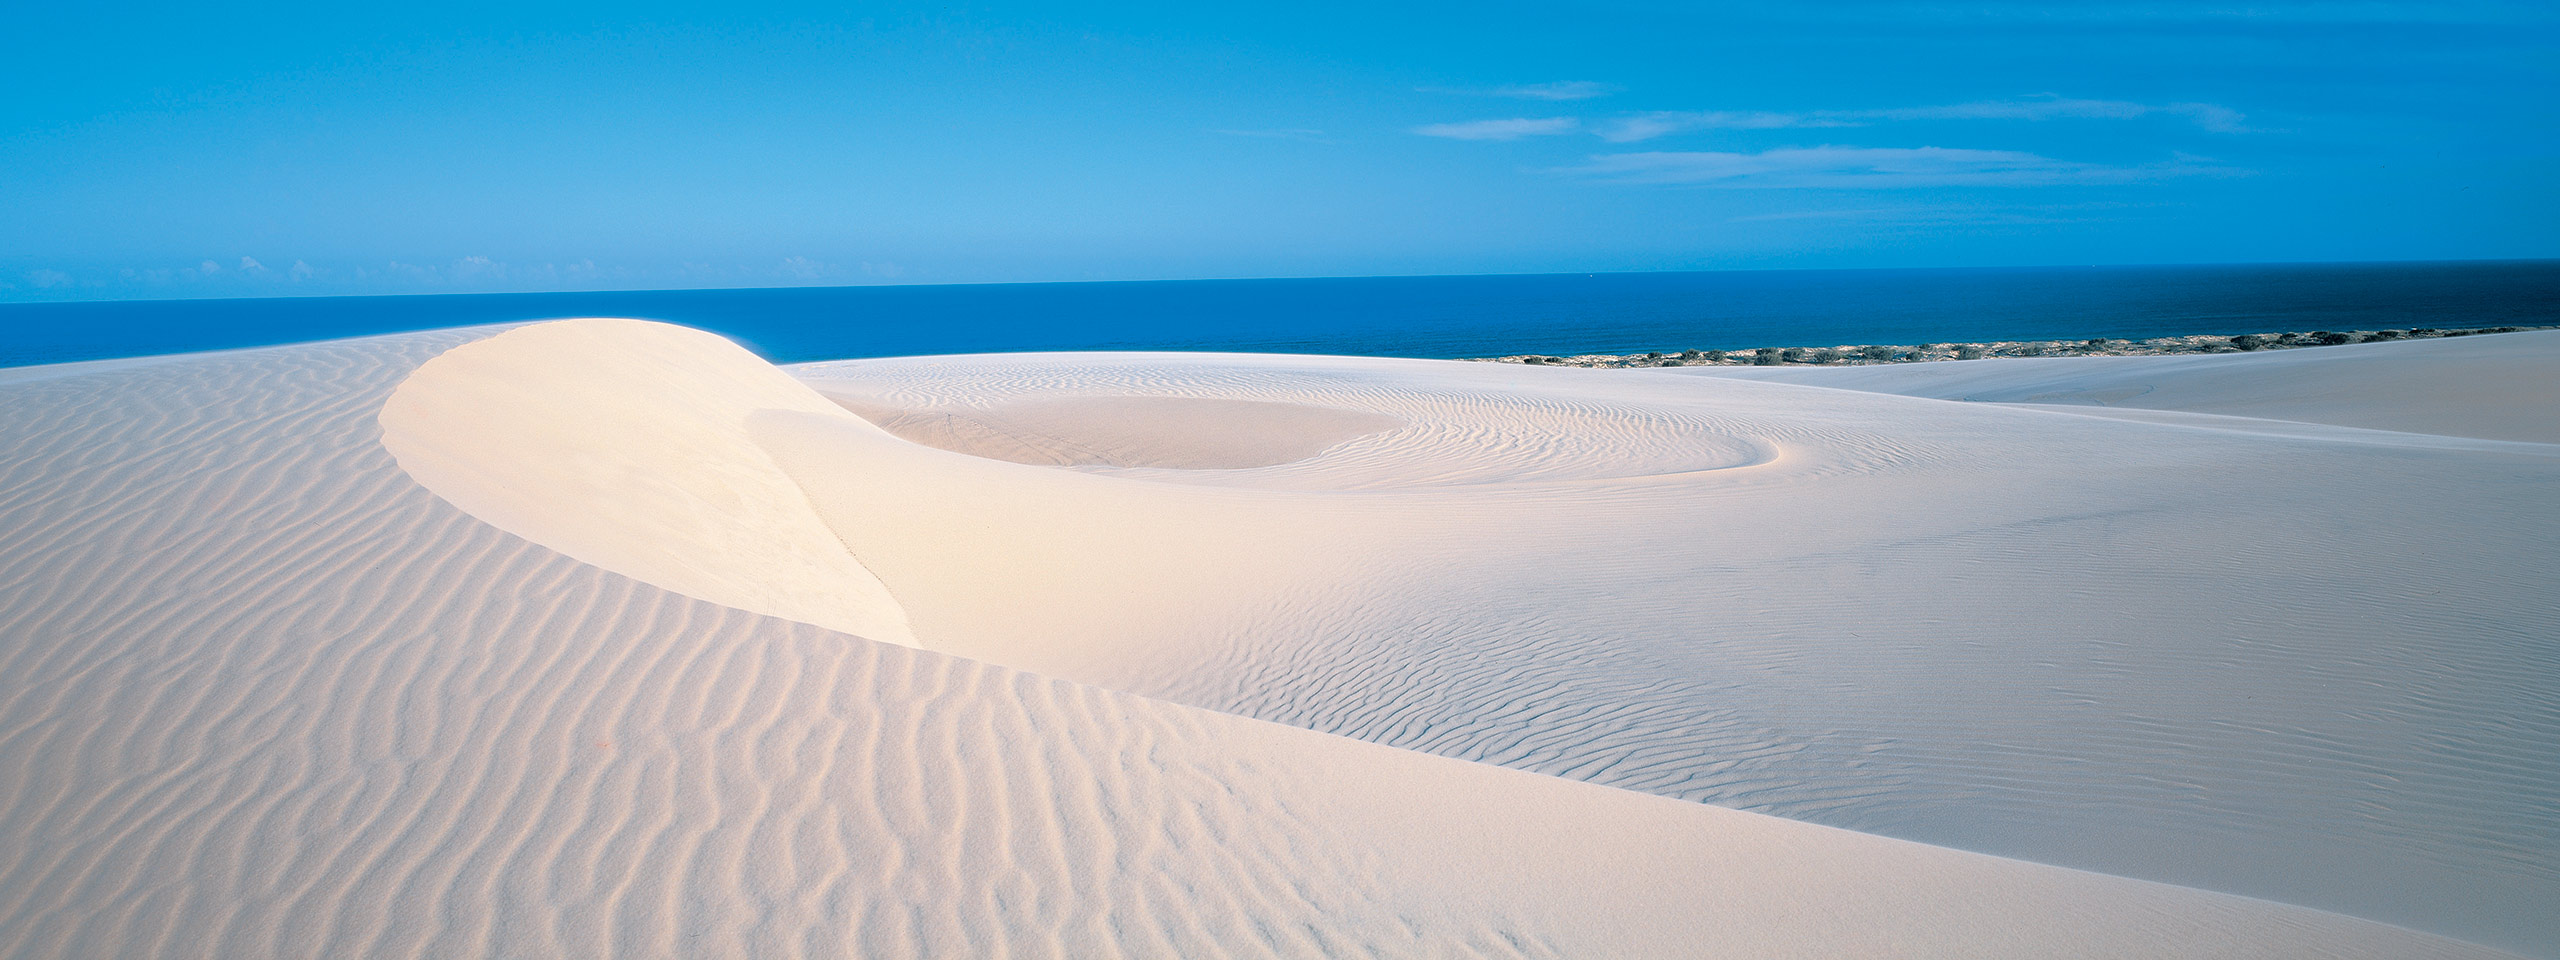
[793,333,2560,952]
[1686,329,2560,443]
[0,318,2545,957]
[378,318,916,646]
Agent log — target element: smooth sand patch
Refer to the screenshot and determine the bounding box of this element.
[378,318,915,645]
[2,320,2550,958]
[826,393,1404,469]
[1686,329,2560,443]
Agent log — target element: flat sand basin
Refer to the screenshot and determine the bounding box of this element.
[830,394,1406,469]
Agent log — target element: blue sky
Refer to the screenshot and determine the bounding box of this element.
[3,1,2554,301]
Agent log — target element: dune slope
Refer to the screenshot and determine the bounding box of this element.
[2,320,2521,957]
[791,335,2560,953]
[1686,329,2560,443]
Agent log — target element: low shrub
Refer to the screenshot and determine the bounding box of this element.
[1859,344,1895,361]
[1702,349,1728,363]
[2231,334,2267,351]
[1809,347,1842,363]
[2311,331,2356,345]
[1753,347,1783,365]
[1779,347,1808,363]
[2368,329,2404,340]
[1954,344,1984,360]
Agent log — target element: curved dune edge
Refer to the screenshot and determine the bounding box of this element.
[0,321,2523,957]
[378,318,918,647]
[827,393,1407,469]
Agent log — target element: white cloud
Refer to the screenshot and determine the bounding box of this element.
[1870,97,2249,132]
[1487,81,1620,101]
[1560,146,2229,187]
[1599,110,1853,142]
[26,268,73,289]
[239,256,268,274]
[1214,127,1335,143]
[1413,117,1581,141]
[288,260,318,280]
[1424,81,1622,101]
[1592,96,2250,143]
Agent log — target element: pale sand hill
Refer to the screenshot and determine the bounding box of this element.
[0,319,2541,959]
[1687,329,2560,443]
[787,334,2560,953]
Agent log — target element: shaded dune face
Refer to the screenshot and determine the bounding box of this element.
[323,319,2559,956]
[823,394,1406,469]
[377,318,918,646]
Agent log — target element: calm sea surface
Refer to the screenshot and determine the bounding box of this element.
[4,260,2555,369]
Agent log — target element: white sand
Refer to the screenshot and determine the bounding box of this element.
[0,318,2550,958]
[1689,329,2560,443]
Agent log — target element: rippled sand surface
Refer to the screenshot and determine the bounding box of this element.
[0,319,2549,958]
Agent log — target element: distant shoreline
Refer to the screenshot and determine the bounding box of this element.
[1473,324,2557,368]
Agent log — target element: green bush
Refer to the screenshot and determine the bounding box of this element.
[1954,344,1984,360]
[1753,347,1783,366]
[1859,344,1895,361]
[1703,349,1728,363]
[2312,331,2355,345]
[1779,347,1808,363]
[2231,334,2267,351]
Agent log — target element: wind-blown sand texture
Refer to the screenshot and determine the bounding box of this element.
[1,319,2551,958]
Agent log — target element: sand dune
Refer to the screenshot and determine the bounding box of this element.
[1691,329,2560,443]
[0,318,2549,957]
[792,334,2560,953]
[830,394,1406,469]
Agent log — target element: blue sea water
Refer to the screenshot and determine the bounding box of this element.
[3,260,2555,369]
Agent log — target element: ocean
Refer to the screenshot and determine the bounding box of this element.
[4,260,2555,369]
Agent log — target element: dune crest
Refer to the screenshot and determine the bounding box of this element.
[378,318,917,646]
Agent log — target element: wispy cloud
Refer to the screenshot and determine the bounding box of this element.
[1598,111,1856,142]
[1591,95,2250,142]
[1424,81,1621,101]
[1560,146,2233,187]
[1214,127,1337,144]
[1413,117,1581,141]
[1723,200,2147,225]
[1868,97,2249,132]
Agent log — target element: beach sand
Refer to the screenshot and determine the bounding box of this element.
[1,319,2551,957]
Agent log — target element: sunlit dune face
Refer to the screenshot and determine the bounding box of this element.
[826,394,1407,470]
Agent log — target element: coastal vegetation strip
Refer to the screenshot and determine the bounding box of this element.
[1476,325,2556,367]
